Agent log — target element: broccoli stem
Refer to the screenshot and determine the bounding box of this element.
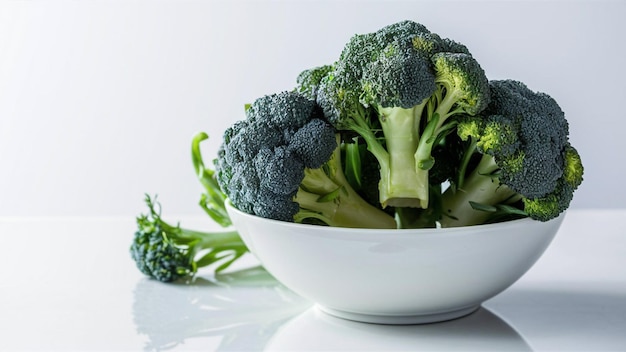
[295,135,397,229]
[192,132,231,227]
[194,230,249,272]
[344,110,390,166]
[412,111,458,209]
[377,105,426,208]
[456,138,478,190]
[343,139,363,189]
[412,112,440,209]
[411,87,467,210]
[153,211,246,272]
[440,154,517,227]
[395,184,442,229]
[294,188,396,229]
[433,86,463,123]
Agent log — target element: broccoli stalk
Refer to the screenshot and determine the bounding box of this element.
[192,132,231,227]
[411,52,491,208]
[440,153,522,227]
[376,105,427,208]
[294,135,397,228]
[130,195,248,282]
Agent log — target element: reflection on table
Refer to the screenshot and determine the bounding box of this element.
[132,266,531,351]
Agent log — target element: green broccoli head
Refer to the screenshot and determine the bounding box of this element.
[456,80,571,199]
[216,91,396,228]
[217,91,337,221]
[444,80,584,225]
[361,39,436,109]
[313,20,494,210]
[357,20,443,110]
[485,80,569,199]
[317,20,437,127]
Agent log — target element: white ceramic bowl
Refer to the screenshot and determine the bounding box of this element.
[226,202,564,324]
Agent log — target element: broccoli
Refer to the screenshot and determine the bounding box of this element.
[440,80,584,227]
[132,19,587,285]
[296,64,334,100]
[313,20,490,209]
[130,195,248,282]
[215,90,397,229]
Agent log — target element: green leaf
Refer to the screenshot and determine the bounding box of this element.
[494,204,528,217]
[344,138,363,189]
[469,201,498,213]
[469,201,529,224]
[317,187,342,203]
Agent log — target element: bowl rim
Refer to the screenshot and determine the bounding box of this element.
[225,200,563,237]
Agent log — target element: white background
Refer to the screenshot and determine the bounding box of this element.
[1,0,624,217]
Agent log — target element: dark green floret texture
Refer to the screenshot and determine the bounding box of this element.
[130,195,247,282]
[131,219,192,282]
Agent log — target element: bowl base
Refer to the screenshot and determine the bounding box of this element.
[317,305,480,325]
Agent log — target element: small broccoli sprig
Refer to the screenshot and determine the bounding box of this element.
[215,91,397,229]
[440,80,584,227]
[130,195,247,282]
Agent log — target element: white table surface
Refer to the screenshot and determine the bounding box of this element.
[1,209,625,351]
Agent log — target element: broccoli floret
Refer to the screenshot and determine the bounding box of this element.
[130,195,247,282]
[523,144,584,221]
[215,91,397,229]
[296,64,334,100]
[440,80,584,226]
[430,53,491,118]
[483,80,569,197]
[315,20,490,209]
